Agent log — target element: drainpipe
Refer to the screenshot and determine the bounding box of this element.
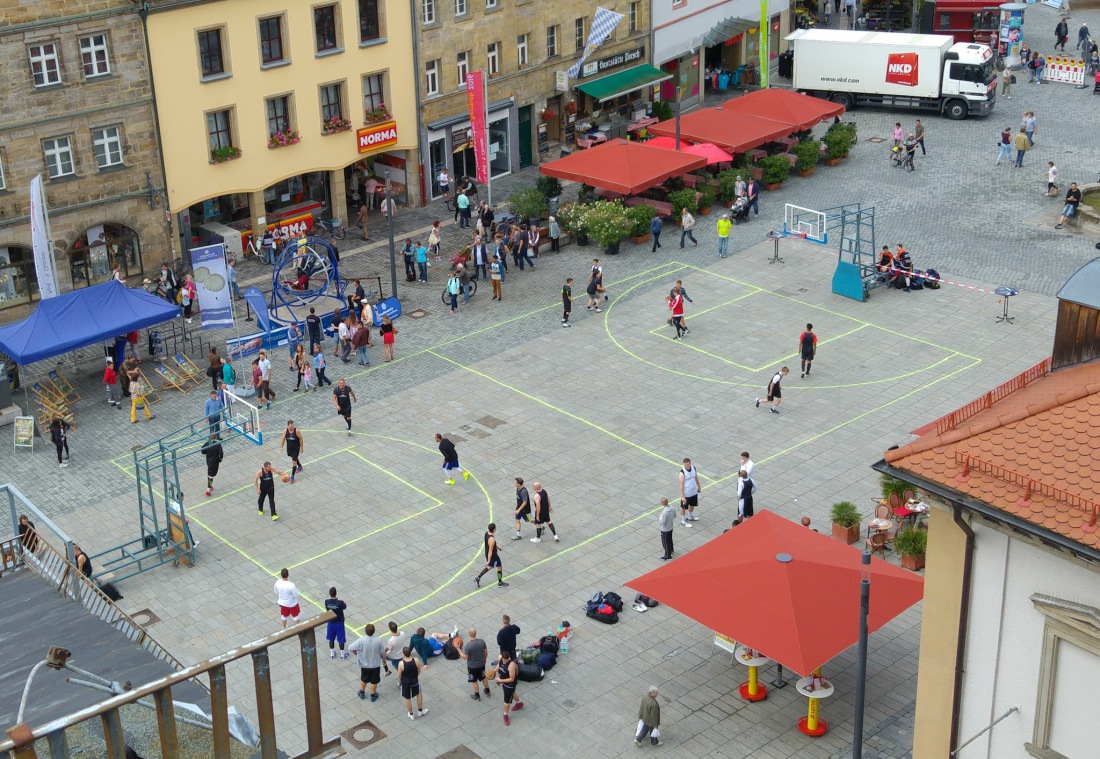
[949,503,976,756]
[409,0,427,207]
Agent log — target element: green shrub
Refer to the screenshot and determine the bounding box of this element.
[793,139,821,172]
[894,527,927,557]
[578,183,593,204]
[880,474,909,500]
[555,202,587,236]
[717,170,741,203]
[823,129,850,160]
[759,155,791,186]
[626,204,656,237]
[830,501,860,528]
[697,184,717,209]
[584,200,631,248]
[666,176,685,192]
[535,175,563,201]
[507,187,548,222]
[651,100,673,122]
[667,188,698,218]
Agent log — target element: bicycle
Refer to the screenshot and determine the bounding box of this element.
[890,146,915,172]
[441,279,477,304]
[312,218,346,240]
[245,235,276,264]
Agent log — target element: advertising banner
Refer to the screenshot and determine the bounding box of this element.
[466,71,489,184]
[241,286,271,333]
[189,244,234,330]
[369,296,402,326]
[29,175,58,300]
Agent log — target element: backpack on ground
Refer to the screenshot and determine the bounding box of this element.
[520,646,539,665]
[442,636,463,660]
[603,591,624,612]
[924,268,941,289]
[586,604,619,624]
[585,591,605,615]
[517,662,544,681]
[536,651,557,670]
[537,635,560,655]
[634,593,659,608]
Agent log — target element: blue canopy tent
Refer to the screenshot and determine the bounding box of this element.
[0,280,180,365]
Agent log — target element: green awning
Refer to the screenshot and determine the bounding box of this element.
[575,64,672,102]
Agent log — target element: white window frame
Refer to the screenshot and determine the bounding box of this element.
[43,136,75,179]
[485,0,498,8]
[29,42,61,87]
[455,0,467,17]
[456,51,468,86]
[517,34,528,67]
[629,2,639,33]
[92,126,123,169]
[487,41,499,76]
[546,25,557,58]
[574,18,585,52]
[79,34,111,78]
[422,0,435,24]
[425,59,439,95]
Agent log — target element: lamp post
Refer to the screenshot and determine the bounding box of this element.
[852,549,872,758]
[384,169,397,300]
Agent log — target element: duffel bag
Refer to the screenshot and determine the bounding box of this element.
[536,651,557,670]
[517,662,544,681]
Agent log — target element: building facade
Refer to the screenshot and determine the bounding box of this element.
[144,0,418,259]
[415,0,653,200]
[0,0,171,318]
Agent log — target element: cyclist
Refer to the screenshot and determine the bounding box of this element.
[903,134,918,171]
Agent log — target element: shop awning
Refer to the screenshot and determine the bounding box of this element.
[701,17,756,48]
[538,139,706,196]
[575,65,672,103]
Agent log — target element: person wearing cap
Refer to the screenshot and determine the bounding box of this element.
[716,214,732,258]
[734,175,746,198]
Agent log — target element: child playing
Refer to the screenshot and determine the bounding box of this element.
[301,360,315,392]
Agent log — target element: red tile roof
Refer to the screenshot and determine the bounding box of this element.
[885,360,1100,550]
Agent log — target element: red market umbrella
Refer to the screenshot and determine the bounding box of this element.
[722,88,845,131]
[648,110,794,154]
[642,136,690,150]
[538,139,706,196]
[682,142,734,165]
[626,510,924,677]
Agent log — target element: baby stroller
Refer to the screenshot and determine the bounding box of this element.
[1094,70,1100,94]
[730,197,751,223]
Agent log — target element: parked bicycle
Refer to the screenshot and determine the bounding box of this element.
[312,218,346,240]
[245,235,276,264]
[442,279,477,304]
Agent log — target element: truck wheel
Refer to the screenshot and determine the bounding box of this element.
[944,100,967,120]
[829,92,854,110]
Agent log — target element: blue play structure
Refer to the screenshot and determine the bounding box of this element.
[268,236,346,326]
[823,204,879,302]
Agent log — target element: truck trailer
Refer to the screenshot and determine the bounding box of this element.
[786,29,997,120]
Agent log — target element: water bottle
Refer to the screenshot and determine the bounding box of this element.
[560,635,569,654]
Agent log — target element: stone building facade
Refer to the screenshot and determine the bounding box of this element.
[0,0,171,320]
[416,0,651,200]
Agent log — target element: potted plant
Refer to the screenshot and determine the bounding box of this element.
[793,139,821,177]
[564,100,578,116]
[651,100,673,122]
[507,187,548,228]
[830,501,861,544]
[697,185,717,215]
[535,176,563,218]
[577,183,593,204]
[895,526,927,571]
[823,122,857,165]
[717,169,741,203]
[626,205,656,244]
[557,202,588,246]
[584,200,631,255]
[667,189,698,224]
[539,106,556,123]
[267,129,301,149]
[321,116,353,135]
[880,473,909,502]
[759,155,790,191]
[210,146,242,164]
[364,104,392,124]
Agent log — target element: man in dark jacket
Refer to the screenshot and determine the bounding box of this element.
[202,436,224,496]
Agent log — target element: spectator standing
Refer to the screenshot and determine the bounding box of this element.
[305,307,323,353]
[181,275,197,324]
[658,498,675,561]
[103,358,120,408]
[204,390,223,438]
[737,469,756,520]
[892,122,903,147]
[50,417,70,467]
[1001,68,1013,100]
[273,568,300,627]
[457,190,471,228]
[403,239,416,281]
[561,278,574,328]
[471,236,490,280]
[380,315,397,362]
[384,622,406,674]
[459,628,491,701]
[416,241,429,282]
[227,258,241,300]
[548,215,561,252]
[914,119,926,155]
[429,221,442,260]
[349,624,386,701]
[490,255,504,301]
[716,214,732,257]
[397,648,429,721]
[352,320,371,366]
[324,587,348,659]
[496,614,521,658]
[357,204,369,240]
[495,651,523,726]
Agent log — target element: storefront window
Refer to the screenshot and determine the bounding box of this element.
[489,116,509,177]
[429,138,446,198]
[263,171,330,218]
[0,245,37,308]
[68,223,142,288]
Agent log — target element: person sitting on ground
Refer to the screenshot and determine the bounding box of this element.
[409,626,459,669]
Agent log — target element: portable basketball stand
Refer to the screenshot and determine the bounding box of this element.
[823,204,878,302]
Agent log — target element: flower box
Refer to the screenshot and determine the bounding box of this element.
[268,130,301,149]
[321,117,353,135]
[364,104,392,124]
[210,146,242,164]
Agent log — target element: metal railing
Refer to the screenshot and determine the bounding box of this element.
[933,358,1052,436]
[3,484,74,564]
[0,536,25,578]
[955,452,1099,528]
[0,614,342,759]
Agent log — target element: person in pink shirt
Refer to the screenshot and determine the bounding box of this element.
[892,122,903,147]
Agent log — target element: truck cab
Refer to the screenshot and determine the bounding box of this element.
[940,42,997,118]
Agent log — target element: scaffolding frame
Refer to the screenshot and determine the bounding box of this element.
[822,203,880,302]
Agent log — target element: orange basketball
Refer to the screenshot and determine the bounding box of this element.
[281,474,290,483]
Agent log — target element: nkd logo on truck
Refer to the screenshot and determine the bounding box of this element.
[885,53,918,87]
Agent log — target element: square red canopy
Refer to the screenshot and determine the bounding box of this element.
[538,139,707,196]
[648,110,795,154]
[722,88,845,131]
[627,510,924,677]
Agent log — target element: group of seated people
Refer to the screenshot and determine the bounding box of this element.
[878,244,915,292]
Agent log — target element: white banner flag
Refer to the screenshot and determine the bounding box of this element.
[29,175,59,299]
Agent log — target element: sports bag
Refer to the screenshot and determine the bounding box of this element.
[536,651,557,671]
[537,635,560,654]
[635,593,659,608]
[603,591,624,612]
[586,604,619,624]
[924,268,941,289]
[519,646,539,665]
[517,662,544,681]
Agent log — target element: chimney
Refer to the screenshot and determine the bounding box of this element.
[1051,257,1100,370]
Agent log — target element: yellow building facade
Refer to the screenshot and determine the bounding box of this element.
[145,0,417,256]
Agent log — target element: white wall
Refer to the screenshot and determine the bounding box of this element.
[652,0,791,65]
[957,522,1100,759]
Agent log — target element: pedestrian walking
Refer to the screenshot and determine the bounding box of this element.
[258,350,276,409]
[679,208,698,247]
[513,477,531,540]
[1055,17,1069,52]
[458,264,472,304]
[529,482,559,542]
[635,686,662,746]
[717,214,732,257]
[181,274,196,324]
[279,420,304,481]
[561,277,574,328]
[892,122,903,148]
[667,286,686,340]
[300,358,315,392]
[337,318,351,363]
[658,498,675,561]
[274,568,300,627]
[50,417,70,467]
[103,358,121,408]
[475,522,510,587]
[380,315,397,361]
[650,215,663,252]
[205,389,223,438]
[679,457,701,526]
[490,255,504,301]
[1013,127,1030,168]
[129,370,155,423]
[494,651,523,726]
[350,624,386,701]
[586,259,605,311]
[251,359,264,403]
[429,221,442,260]
[221,357,236,391]
[1001,68,1013,99]
[446,271,460,314]
[1078,23,1091,53]
[459,628,491,701]
[332,379,357,435]
[254,461,287,520]
[745,178,760,216]
[457,189,471,228]
[202,435,223,496]
[352,319,371,366]
[799,323,817,377]
[1023,111,1037,145]
[357,204,369,240]
[737,468,756,520]
[305,307,323,353]
[756,367,789,414]
[398,648,429,720]
[496,615,521,658]
[384,622,406,675]
[1045,162,1060,196]
[435,433,470,484]
[325,587,348,659]
[313,345,332,386]
[996,126,1012,164]
[914,119,926,155]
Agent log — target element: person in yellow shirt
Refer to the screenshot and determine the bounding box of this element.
[716,214,732,258]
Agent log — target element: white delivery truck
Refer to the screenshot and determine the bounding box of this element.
[786,29,996,120]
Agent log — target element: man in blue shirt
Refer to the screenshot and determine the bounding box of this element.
[204,390,223,438]
[324,587,348,659]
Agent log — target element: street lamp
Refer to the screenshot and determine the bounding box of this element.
[384,169,397,300]
[852,549,872,758]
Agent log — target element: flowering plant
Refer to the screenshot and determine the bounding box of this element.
[210,146,242,163]
[364,103,392,123]
[539,107,556,122]
[267,129,301,148]
[564,100,578,115]
[582,200,631,248]
[321,116,353,134]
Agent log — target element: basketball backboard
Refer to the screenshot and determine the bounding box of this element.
[784,204,828,245]
[223,387,263,445]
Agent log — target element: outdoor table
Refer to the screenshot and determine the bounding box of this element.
[766,230,787,264]
[747,149,767,162]
[775,136,798,150]
[894,500,928,525]
[735,644,771,702]
[795,672,834,736]
[995,286,1018,324]
[867,517,892,538]
[778,152,797,168]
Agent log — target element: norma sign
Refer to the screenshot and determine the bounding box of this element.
[357,120,399,153]
[885,53,919,87]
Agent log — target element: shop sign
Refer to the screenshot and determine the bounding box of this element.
[580,45,645,78]
[555,71,568,91]
[466,71,489,184]
[357,120,399,153]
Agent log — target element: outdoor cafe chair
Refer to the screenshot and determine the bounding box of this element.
[865,532,888,557]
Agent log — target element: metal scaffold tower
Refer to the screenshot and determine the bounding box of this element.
[823,203,879,302]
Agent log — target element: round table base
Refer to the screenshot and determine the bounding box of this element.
[797,716,828,737]
[739,681,769,701]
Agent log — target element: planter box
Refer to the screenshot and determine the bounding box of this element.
[575,233,590,246]
[901,553,926,571]
[698,206,712,216]
[765,182,783,192]
[604,241,621,256]
[798,168,815,178]
[825,157,843,167]
[630,233,651,244]
[832,522,860,545]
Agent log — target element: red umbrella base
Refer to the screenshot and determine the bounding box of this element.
[797,716,829,737]
[738,682,769,702]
